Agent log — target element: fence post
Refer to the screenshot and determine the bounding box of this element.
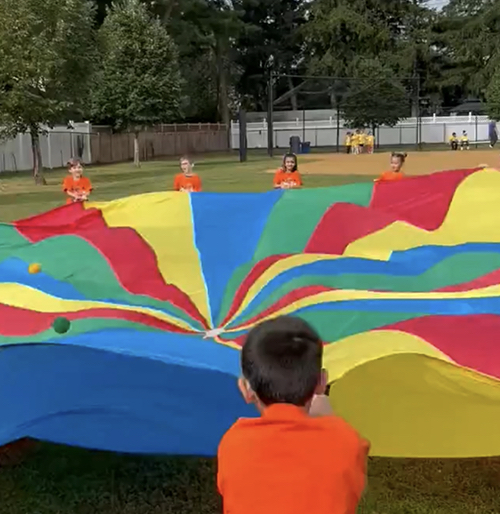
[18,133,25,171]
[335,109,340,153]
[238,108,247,162]
[47,131,52,169]
[475,116,478,149]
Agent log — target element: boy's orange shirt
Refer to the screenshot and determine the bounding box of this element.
[62,176,92,204]
[174,173,202,192]
[217,404,369,514]
[273,170,302,189]
[376,170,404,182]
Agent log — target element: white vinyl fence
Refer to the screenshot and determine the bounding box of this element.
[231,113,493,150]
[0,122,92,172]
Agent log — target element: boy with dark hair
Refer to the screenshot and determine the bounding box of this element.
[217,316,369,514]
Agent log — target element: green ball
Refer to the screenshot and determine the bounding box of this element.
[52,317,71,334]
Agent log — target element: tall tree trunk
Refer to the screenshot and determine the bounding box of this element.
[216,40,231,149]
[133,131,141,167]
[30,126,46,185]
[288,76,298,111]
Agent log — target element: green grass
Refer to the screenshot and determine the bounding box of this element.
[0,153,499,514]
[0,153,369,221]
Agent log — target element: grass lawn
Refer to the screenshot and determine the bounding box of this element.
[0,153,499,514]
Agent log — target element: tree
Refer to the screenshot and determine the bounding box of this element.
[485,68,500,121]
[91,0,182,166]
[160,0,243,126]
[303,0,418,77]
[341,59,410,129]
[0,0,95,183]
[435,0,500,98]
[234,0,307,111]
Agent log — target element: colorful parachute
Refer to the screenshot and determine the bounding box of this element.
[1,167,500,458]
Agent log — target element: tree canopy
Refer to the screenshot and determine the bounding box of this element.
[1,0,499,158]
[91,0,182,165]
[0,0,95,180]
[341,60,411,129]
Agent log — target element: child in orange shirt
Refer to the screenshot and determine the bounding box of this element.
[273,153,302,189]
[218,316,369,514]
[173,156,202,192]
[375,152,407,182]
[62,158,93,204]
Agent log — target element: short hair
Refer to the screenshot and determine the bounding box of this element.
[241,316,323,406]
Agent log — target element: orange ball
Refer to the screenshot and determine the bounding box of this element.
[28,263,41,274]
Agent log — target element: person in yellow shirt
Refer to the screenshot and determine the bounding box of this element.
[345,132,352,154]
[365,131,375,154]
[358,130,366,153]
[350,131,357,154]
[352,130,361,154]
[449,132,458,151]
[460,131,470,150]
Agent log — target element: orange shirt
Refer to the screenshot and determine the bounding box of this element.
[273,170,302,189]
[376,170,404,182]
[217,404,369,514]
[62,176,92,204]
[174,173,202,192]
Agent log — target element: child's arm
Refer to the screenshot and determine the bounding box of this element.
[308,394,334,417]
[346,437,370,510]
[273,172,282,189]
[65,189,79,200]
[82,179,93,200]
[194,176,202,192]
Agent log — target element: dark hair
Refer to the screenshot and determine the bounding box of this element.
[282,153,298,172]
[241,316,323,406]
[391,152,407,164]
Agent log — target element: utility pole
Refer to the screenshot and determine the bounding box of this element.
[267,70,274,157]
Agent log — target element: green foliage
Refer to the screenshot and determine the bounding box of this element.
[486,68,500,121]
[159,0,242,122]
[91,0,182,130]
[436,0,500,96]
[2,0,500,130]
[341,60,410,128]
[0,0,96,138]
[234,0,306,111]
[303,0,418,76]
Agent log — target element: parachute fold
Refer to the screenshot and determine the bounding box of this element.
[1,167,500,458]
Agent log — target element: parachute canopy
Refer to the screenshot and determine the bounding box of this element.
[1,167,500,458]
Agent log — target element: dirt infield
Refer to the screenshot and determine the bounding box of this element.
[274,149,499,177]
